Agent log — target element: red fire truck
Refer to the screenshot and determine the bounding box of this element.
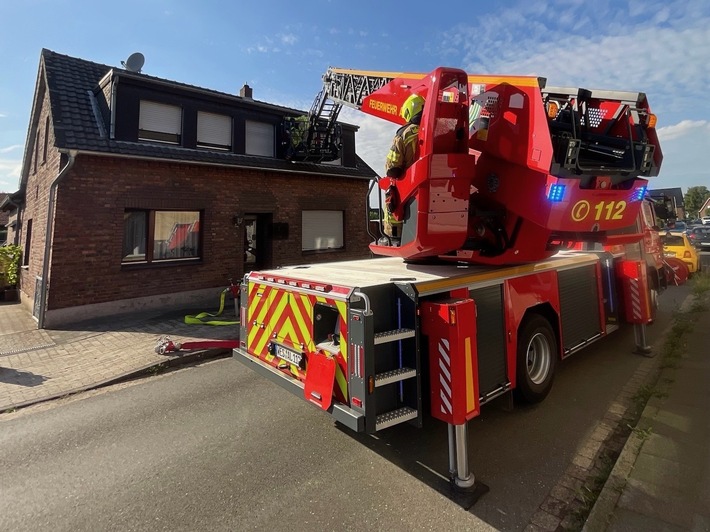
[233,67,663,489]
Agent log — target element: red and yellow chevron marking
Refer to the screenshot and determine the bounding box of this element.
[246,282,350,401]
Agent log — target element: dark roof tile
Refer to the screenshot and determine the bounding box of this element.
[40,49,376,181]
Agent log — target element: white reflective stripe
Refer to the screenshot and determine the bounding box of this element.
[439,373,452,397]
[438,338,453,415]
[439,338,450,364]
[440,390,453,414]
[438,358,451,382]
[630,278,641,319]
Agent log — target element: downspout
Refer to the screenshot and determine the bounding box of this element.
[38,149,77,329]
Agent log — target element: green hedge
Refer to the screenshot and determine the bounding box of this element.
[0,245,22,287]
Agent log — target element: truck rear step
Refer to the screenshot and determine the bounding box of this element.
[375,367,417,387]
[374,328,416,345]
[376,407,418,431]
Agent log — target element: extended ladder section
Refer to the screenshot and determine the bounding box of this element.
[283,68,398,162]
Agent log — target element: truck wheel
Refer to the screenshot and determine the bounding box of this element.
[516,315,557,403]
[647,268,660,323]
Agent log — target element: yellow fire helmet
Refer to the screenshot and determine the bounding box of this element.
[400,94,425,122]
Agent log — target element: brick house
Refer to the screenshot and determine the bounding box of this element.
[648,187,685,221]
[7,49,377,328]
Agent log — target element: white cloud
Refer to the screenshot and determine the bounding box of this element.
[246,44,269,54]
[657,120,709,142]
[0,144,22,154]
[653,120,710,192]
[280,33,298,46]
[0,144,22,190]
[0,156,21,191]
[340,107,398,176]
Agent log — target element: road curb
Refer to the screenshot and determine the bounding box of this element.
[581,418,645,531]
[1,348,231,413]
[581,292,696,531]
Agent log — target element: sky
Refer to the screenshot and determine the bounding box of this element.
[1,0,709,196]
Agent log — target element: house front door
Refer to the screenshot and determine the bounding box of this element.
[243,213,272,273]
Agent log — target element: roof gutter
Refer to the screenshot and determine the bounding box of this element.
[38,149,77,329]
[69,147,377,180]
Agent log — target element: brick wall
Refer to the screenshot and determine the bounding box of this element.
[17,83,59,308]
[45,155,372,310]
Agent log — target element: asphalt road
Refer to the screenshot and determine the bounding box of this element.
[0,282,694,532]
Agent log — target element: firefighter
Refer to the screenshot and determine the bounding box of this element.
[382,94,424,240]
[285,115,309,160]
[385,93,424,178]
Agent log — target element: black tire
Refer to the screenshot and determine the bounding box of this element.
[516,314,558,403]
[647,268,660,323]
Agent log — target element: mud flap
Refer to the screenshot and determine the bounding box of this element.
[303,352,336,410]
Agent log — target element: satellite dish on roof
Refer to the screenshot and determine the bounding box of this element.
[121,52,145,73]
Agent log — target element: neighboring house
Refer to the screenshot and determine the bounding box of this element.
[698,196,710,218]
[8,49,378,328]
[648,187,685,220]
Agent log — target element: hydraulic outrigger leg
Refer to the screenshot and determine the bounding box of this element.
[633,323,653,356]
[448,423,476,489]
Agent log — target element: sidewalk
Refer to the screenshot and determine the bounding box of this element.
[0,300,238,412]
[585,292,710,531]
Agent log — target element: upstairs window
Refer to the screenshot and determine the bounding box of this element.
[123,209,201,264]
[23,219,33,266]
[245,121,274,157]
[302,210,344,252]
[42,116,49,164]
[139,101,182,144]
[197,111,232,150]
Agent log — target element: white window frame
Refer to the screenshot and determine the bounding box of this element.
[139,101,182,144]
[197,111,232,150]
[245,120,274,157]
[302,210,344,251]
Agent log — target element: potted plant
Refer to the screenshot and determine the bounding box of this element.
[0,244,22,302]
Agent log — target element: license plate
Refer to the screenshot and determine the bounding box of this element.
[275,344,304,367]
[701,242,710,246]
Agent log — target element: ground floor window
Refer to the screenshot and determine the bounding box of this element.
[302,210,344,251]
[122,210,202,264]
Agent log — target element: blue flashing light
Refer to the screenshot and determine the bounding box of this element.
[547,184,566,202]
[630,185,647,202]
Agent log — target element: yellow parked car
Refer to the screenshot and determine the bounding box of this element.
[660,231,701,274]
